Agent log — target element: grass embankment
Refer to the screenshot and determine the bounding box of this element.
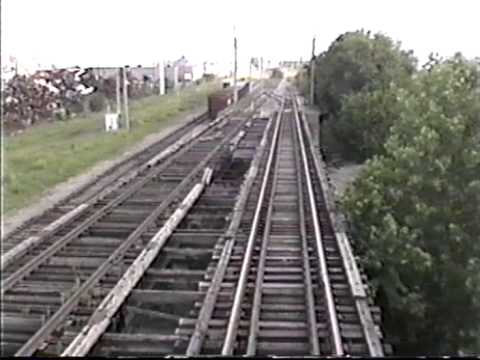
[3,82,220,215]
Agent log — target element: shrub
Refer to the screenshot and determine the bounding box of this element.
[88,92,107,112]
[331,84,405,161]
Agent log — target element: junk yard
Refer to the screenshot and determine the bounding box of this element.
[1,1,480,357]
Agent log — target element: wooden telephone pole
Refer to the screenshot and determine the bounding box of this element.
[233,27,238,104]
[310,36,316,105]
[122,66,130,131]
[116,68,121,114]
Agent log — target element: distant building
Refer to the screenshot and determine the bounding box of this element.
[279,60,304,69]
[165,56,194,89]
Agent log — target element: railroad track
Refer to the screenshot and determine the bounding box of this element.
[0,89,269,356]
[1,113,226,277]
[1,111,209,256]
[176,90,389,356]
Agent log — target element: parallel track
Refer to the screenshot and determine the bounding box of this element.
[0,89,266,356]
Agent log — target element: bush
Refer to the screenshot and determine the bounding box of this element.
[270,68,284,79]
[68,101,85,114]
[88,92,107,112]
[342,56,480,355]
[294,65,310,96]
[331,84,405,161]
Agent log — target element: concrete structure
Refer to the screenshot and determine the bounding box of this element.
[165,57,194,90]
[92,67,159,82]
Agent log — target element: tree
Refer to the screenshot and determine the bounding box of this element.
[315,30,417,117]
[270,68,284,79]
[294,64,310,96]
[342,56,480,354]
[331,84,404,161]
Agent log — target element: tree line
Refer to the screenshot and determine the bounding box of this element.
[296,30,480,355]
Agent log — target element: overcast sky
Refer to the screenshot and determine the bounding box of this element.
[2,0,479,73]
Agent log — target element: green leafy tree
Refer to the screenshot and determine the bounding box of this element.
[332,84,405,161]
[315,30,417,117]
[294,64,310,96]
[343,56,480,354]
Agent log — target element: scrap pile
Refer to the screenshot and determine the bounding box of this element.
[2,67,156,132]
[3,67,97,130]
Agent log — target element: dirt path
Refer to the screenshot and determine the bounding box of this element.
[2,106,206,238]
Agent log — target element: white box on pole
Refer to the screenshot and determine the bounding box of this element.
[105,113,119,132]
[159,61,166,95]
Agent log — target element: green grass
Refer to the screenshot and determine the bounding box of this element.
[3,82,221,215]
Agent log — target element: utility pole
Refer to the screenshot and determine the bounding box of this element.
[233,27,238,104]
[158,61,165,95]
[12,57,18,76]
[116,68,121,114]
[173,65,179,94]
[260,57,264,80]
[122,66,130,131]
[249,58,252,82]
[248,58,253,92]
[310,36,316,105]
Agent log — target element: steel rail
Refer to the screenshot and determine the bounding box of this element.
[185,113,276,356]
[14,116,249,357]
[293,95,384,356]
[61,168,213,357]
[1,204,89,270]
[290,104,321,355]
[292,95,344,355]
[245,117,282,356]
[221,98,285,355]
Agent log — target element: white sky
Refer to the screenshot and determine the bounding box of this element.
[1,0,479,73]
